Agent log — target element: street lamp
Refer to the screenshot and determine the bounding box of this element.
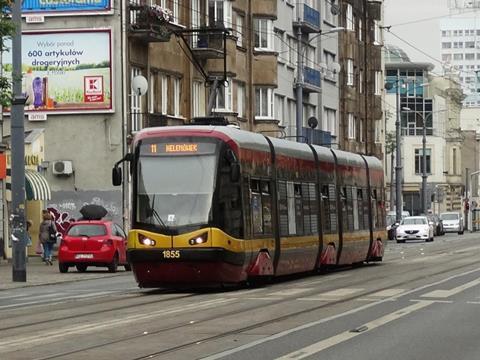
[296,27,344,142]
[402,106,431,214]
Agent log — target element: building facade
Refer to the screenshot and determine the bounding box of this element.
[385,45,465,216]
[337,0,383,158]
[2,2,124,259]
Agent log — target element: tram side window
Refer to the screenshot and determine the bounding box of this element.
[250,179,273,236]
[377,188,385,228]
[352,187,359,231]
[328,184,338,232]
[357,188,365,230]
[362,188,370,229]
[278,181,289,236]
[371,189,378,228]
[308,183,318,233]
[341,187,349,231]
[321,185,331,233]
[261,181,273,234]
[346,186,354,231]
[215,152,243,238]
[294,184,304,235]
[251,180,263,235]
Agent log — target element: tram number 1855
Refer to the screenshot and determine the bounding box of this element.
[162,250,181,259]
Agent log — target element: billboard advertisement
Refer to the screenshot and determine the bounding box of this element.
[21,0,111,15]
[3,29,113,114]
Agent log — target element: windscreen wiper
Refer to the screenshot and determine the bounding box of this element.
[149,194,167,229]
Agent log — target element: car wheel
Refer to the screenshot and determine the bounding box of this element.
[124,263,132,271]
[108,254,118,273]
[59,263,69,273]
[459,231,464,235]
[76,264,88,272]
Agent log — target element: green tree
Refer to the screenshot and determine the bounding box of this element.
[0,2,16,106]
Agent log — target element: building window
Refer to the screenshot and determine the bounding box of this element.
[275,94,285,125]
[359,118,364,142]
[236,82,245,118]
[452,148,457,175]
[288,36,297,67]
[172,0,179,23]
[214,78,232,112]
[442,42,452,49]
[275,29,287,63]
[466,53,475,60]
[375,71,382,95]
[375,119,381,143]
[255,87,274,119]
[254,18,274,51]
[359,18,363,41]
[173,77,181,117]
[236,14,244,46]
[348,113,355,139]
[209,0,232,28]
[323,107,336,136]
[347,59,354,86]
[346,4,354,31]
[149,72,155,114]
[359,69,364,93]
[192,80,205,117]
[161,74,168,114]
[323,50,337,81]
[373,20,381,45]
[131,67,143,132]
[415,148,432,175]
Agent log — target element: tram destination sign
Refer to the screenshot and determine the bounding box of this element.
[140,141,217,156]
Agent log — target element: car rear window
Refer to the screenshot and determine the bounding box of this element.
[67,224,107,237]
[440,214,459,221]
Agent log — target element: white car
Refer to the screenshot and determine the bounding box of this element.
[395,216,434,243]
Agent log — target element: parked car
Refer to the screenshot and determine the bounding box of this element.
[57,220,131,273]
[427,214,445,236]
[439,212,464,235]
[386,210,410,240]
[395,216,434,243]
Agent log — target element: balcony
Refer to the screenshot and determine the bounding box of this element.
[293,2,320,33]
[302,66,321,92]
[302,128,332,147]
[190,28,228,60]
[128,3,181,43]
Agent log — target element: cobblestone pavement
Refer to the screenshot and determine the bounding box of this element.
[0,256,130,290]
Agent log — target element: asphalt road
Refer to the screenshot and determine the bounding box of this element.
[1,232,480,359]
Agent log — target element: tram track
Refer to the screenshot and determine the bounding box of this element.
[27,254,480,360]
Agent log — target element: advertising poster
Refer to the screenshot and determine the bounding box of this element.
[21,0,111,15]
[3,29,112,114]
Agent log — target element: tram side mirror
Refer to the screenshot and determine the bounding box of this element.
[230,163,240,182]
[112,166,122,186]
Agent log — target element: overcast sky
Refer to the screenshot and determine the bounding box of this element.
[383,0,452,74]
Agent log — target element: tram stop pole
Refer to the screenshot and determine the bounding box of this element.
[11,0,28,282]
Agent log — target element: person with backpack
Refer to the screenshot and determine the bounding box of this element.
[39,210,57,265]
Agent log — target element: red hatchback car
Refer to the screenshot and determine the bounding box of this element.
[58,220,131,273]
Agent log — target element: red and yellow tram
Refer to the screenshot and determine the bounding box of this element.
[113,125,386,287]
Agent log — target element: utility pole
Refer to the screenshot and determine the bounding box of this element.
[11,0,27,282]
[422,113,427,214]
[395,75,403,223]
[295,26,303,142]
[390,150,395,211]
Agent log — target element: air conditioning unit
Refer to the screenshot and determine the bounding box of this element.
[52,160,73,176]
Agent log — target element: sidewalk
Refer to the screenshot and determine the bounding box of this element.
[0,256,129,290]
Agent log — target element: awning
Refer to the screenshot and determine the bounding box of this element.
[25,169,51,201]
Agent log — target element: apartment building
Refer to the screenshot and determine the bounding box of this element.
[337,0,383,158]
[385,44,465,216]
[127,0,281,136]
[440,17,480,107]
[273,0,340,145]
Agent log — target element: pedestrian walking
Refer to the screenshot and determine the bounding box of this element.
[39,210,57,265]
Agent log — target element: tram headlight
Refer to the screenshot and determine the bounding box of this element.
[138,234,156,246]
[189,232,208,246]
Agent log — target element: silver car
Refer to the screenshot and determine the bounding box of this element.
[439,212,464,235]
